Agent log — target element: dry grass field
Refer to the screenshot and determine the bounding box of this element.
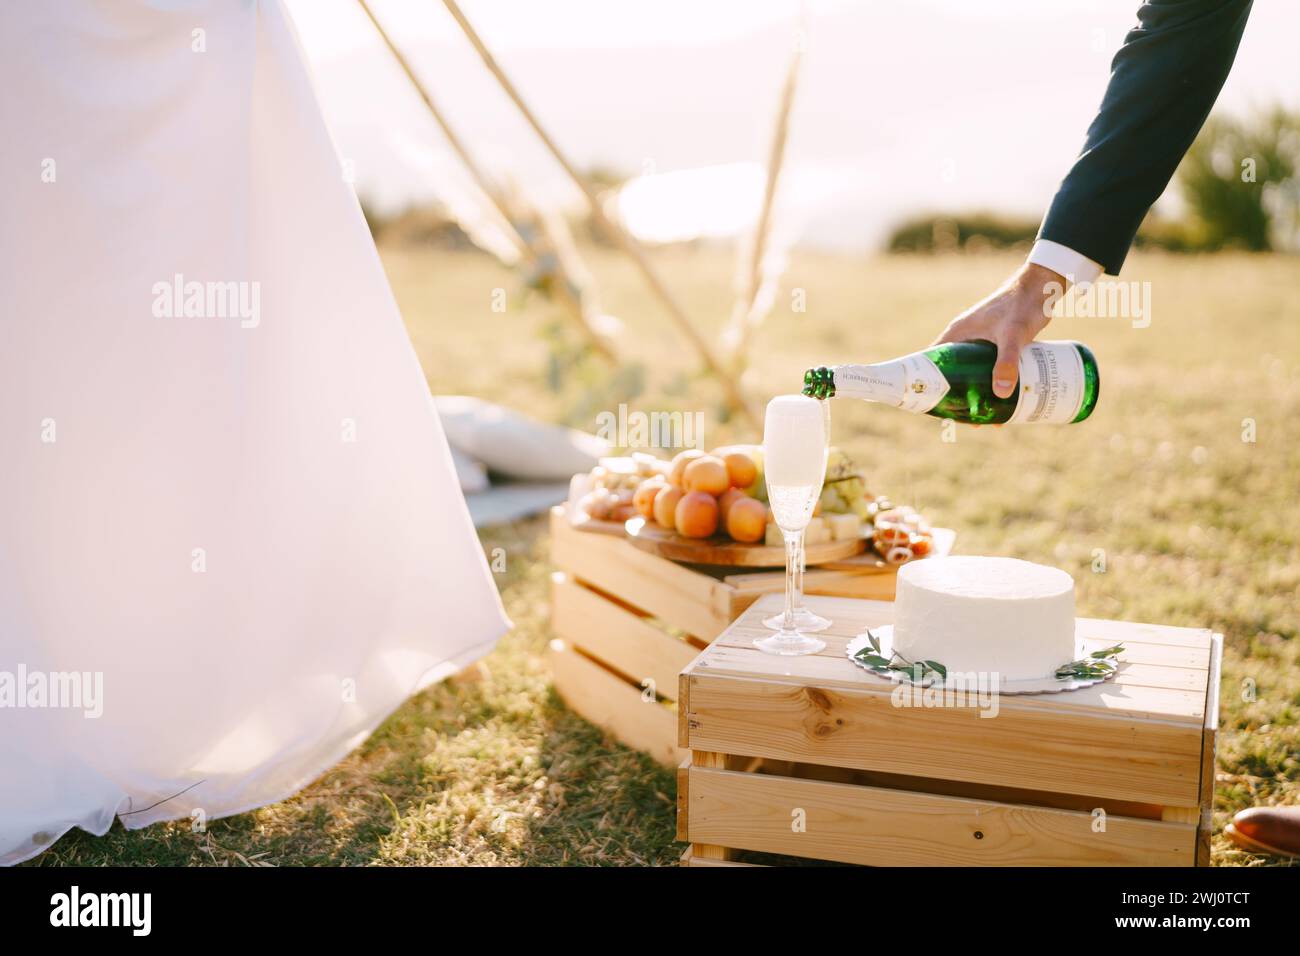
[31,244,1299,866]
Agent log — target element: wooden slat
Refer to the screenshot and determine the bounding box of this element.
[1197,633,1224,867]
[676,758,691,842]
[681,596,1214,806]
[685,765,1197,866]
[551,572,699,701]
[680,847,761,867]
[698,593,1211,722]
[718,526,958,612]
[682,672,1205,806]
[700,639,1207,700]
[627,515,863,566]
[1161,806,1200,824]
[1100,641,1209,668]
[751,760,1165,820]
[550,508,733,638]
[689,751,736,862]
[548,639,681,767]
[678,669,692,748]
[1072,616,1217,649]
[1201,633,1224,807]
[725,568,900,618]
[1197,806,1213,869]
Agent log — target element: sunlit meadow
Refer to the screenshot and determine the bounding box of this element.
[30,245,1298,866]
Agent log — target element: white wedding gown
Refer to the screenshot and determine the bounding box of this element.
[0,1,510,865]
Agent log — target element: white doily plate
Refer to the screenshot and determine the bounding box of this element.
[845,626,1119,696]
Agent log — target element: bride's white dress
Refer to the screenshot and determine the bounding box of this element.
[0,1,510,865]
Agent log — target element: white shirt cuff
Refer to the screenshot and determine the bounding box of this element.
[1028,239,1103,288]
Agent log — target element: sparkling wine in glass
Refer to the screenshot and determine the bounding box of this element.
[755,395,828,656]
[766,399,832,633]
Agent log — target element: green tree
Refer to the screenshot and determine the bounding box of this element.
[1177,108,1300,252]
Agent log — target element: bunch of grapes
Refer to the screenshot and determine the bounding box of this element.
[818,448,871,519]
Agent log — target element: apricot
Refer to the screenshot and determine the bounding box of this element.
[652,485,684,530]
[717,487,746,523]
[726,496,767,543]
[633,477,665,519]
[683,455,730,496]
[675,491,719,539]
[668,449,704,488]
[722,452,757,490]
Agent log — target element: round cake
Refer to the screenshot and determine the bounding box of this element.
[892,556,1077,681]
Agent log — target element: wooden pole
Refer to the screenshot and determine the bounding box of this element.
[728,32,802,373]
[738,35,795,361]
[439,0,758,428]
[355,0,617,363]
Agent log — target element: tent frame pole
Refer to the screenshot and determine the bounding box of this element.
[356,0,617,363]
[439,0,758,428]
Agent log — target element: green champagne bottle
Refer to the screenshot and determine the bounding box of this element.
[803,340,1099,425]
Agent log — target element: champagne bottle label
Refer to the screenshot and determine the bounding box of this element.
[1006,341,1087,424]
[834,353,949,413]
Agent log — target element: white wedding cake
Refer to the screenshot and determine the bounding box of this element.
[891,556,1077,681]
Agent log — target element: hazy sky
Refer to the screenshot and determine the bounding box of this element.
[286,0,1298,250]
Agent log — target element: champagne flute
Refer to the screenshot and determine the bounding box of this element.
[765,399,832,632]
[755,395,828,656]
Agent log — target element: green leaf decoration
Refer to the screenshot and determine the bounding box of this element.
[922,660,947,679]
[1056,645,1123,682]
[854,637,945,687]
[856,653,893,669]
[857,638,1123,687]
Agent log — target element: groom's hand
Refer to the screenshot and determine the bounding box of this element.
[931,262,1064,399]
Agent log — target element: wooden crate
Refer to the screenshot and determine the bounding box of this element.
[547,507,932,766]
[678,593,1222,867]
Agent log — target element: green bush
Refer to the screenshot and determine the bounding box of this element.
[885,108,1300,258]
[886,212,1038,253]
[1176,108,1300,253]
[885,210,1198,255]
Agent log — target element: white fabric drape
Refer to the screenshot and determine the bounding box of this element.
[0,0,510,865]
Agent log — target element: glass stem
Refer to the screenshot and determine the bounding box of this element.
[783,531,799,632]
[793,534,806,611]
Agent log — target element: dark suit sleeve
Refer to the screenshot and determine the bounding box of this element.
[1037,0,1252,275]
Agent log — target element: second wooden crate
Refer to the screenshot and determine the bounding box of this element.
[547,506,941,765]
[678,594,1223,866]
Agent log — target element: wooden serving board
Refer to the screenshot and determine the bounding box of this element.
[624,516,865,568]
[567,510,627,537]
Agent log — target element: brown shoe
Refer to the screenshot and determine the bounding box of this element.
[1225,806,1300,859]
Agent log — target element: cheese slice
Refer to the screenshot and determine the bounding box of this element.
[826,513,861,540]
[803,517,830,545]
